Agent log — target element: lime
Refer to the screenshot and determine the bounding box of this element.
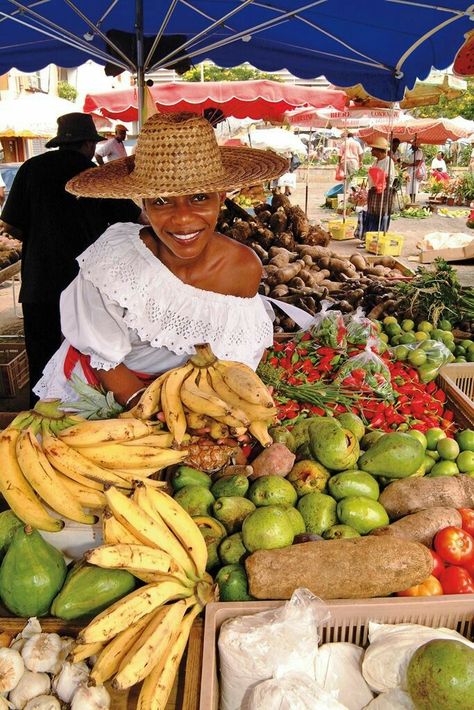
[467,350,474,362]
[408,349,427,367]
[419,339,438,351]
[385,323,402,338]
[417,321,433,333]
[444,340,456,353]
[454,346,466,356]
[379,332,389,343]
[428,460,459,477]
[436,438,460,461]
[441,330,454,341]
[425,427,447,450]
[456,429,474,452]
[394,345,410,361]
[401,319,415,331]
[457,450,474,472]
[406,429,428,450]
[468,343,474,353]
[417,363,440,384]
[414,331,429,342]
[455,357,467,363]
[460,339,473,350]
[242,507,294,552]
[431,329,445,341]
[424,454,436,473]
[439,319,452,331]
[383,316,398,325]
[390,335,402,346]
[400,332,417,344]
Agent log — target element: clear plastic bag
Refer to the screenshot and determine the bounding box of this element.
[247,672,348,710]
[390,339,451,383]
[346,308,380,346]
[310,301,347,349]
[335,339,394,400]
[218,588,330,710]
[315,643,374,710]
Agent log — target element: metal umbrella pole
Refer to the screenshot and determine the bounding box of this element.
[304,127,313,215]
[135,0,145,129]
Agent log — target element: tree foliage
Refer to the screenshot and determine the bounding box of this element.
[414,78,474,120]
[182,64,282,82]
[57,80,78,102]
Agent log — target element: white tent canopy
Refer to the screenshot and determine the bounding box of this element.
[241,128,307,155]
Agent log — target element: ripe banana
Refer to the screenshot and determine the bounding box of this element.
[135,371,169,419]
[216,359,275,408]
[137,603,201,710]
[0,428,63,532]
[249,419,274,448]
[103,510,142,546]
[180,367,231,418]
[208,366,277,422]
[16,429,97,525]
[184,410,212,430]
[121,432,174,448]
[86,544,174,575]
[90,610,155,685]
[59,417,152,447]
[161,363,193,444]
[78,581,193,644]
[79,443,187,470]
[56,472,107,510]
[144,487,208,579]
[41,432,130,489]
[69,641,105,664]
[113,600,188,690]
[105,487,195,577]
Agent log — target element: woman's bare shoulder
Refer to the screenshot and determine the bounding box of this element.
[216,233,263,297]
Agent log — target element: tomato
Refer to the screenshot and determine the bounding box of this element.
[429,549,446,579]
[458,508,474,537]
[434,526,474,565]
[397,575,443,597]
[439,566,474,594]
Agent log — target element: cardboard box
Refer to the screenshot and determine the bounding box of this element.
[419,240,474,264]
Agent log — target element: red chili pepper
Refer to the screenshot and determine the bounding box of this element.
[300,332,311,342]
[269,357,279,367]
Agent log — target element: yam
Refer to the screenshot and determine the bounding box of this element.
[287,276,306,290]
[294,245,331,259]
[271,192,292,213]
[350,253,368,272]
[270,284,289,298]
[287,205,310,240]
[268,246,297,261]
[269,209,288,234]
[379,476,474,520]
[250,443,296,480]
[304,224,331,247]
[245,537,433,600]
[370,507,463,547]
[269,253,292,268]
[273,232,296,250]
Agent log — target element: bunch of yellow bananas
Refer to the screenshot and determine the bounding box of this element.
[132,343,277,448]
[0,413,186,531]
[71,484,212,710]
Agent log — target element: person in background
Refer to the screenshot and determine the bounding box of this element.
[390,137,401,164]
[0,113,143,405]
[0,171,5,210]
[34,112,287,410]
[276,152,300,196]
[402,139,424,204]
[356,136,396,246]
[338,132,363,183]
[431,151,448,174]
[94,123,128,164]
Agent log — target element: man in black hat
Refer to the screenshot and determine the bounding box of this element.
[1,112,142,405]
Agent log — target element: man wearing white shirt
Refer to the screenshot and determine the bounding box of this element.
[94,124,127,164]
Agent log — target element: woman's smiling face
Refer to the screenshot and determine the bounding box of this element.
[144,192,222,260]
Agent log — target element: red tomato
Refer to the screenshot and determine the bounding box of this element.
[439,566,474,594]
[458,508,474,538]
[397,575,443,597]
[429,549,446,579]
[434,526,474,566]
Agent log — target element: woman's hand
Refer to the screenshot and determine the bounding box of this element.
[91,363,147,408]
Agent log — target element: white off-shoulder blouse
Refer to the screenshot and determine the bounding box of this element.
[35,223,274,402]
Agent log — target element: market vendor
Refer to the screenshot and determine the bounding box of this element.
[34,112,287,411]
[402,139,425,204]
[355,136,396,245]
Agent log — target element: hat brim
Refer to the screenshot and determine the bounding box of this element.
[66,147,288,199]
[45,133,104,149]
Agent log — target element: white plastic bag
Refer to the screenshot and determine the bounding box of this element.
[363,688,415,710]
[247,672,348,710]
[218,589,329,710]
[362,621,474,693]
[315,642,374,710]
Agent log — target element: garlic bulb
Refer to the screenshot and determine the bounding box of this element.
[0,696,12,709]
[23,697,60,710]
[50,638,75,676]
[0,649,24,693]
[21,636,62,674]
[8,671,50,710]
[8,643,24,656]
[52,662,89,704]
[70,684,110,710]
[20,622,41,641]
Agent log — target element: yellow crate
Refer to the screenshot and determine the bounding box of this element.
[366,231,404,256]
[0,342,29,398]
[328,218,357,240]
[325,197,339,209]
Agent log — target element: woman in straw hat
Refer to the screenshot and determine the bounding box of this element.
[355,136,396,246]
[34,113,287,410]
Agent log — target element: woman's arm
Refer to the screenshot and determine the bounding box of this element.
[92,363,146,409]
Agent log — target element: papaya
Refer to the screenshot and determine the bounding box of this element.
[0,510,22,557]
[51,561,135,620]
[0,526,67,617]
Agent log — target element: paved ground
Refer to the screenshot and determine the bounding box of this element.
[0,166,472,411]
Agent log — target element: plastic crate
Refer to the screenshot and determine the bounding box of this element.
[328,218,357,240]
[200,596,474,710]
[366,231,404,256]
[0,341,29,397]
[438,363,474,428]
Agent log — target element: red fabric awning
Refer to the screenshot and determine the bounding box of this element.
[358,118,471,145]
[83,80,347,123]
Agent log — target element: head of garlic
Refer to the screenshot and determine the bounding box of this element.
[23,697,60,710]
[0,648,24,694]
[21,636,62,675]
[0,696,12,709]
[70,684,110,710]
[8,670,50,710]
[52,662,88,704]
[50,638,75,677]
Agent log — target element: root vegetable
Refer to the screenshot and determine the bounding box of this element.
[370,507,463,546]
[294,245,332,259]
[273,261,304,284]
[271,192,292,213]
[287,206,310,240]
[304,225,331,247]
[273,232,296,250]
[288,276,306,289]
[350,254,368,271]
[268,247,296,261]
[269,209,288,234]
[270,284,289,298]
[379,476,474,520]
[245,537,434,599]
[250,443,296,480]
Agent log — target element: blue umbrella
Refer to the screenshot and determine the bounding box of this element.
[0,1,472,108]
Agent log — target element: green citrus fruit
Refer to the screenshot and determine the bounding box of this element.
[436,438,460,461]
[394,345,410,361]
[425,427,447,451]
[385,323,402,338]
[457,450,474,473]
[406,429,428,450]
[400,332,417,344]
[415,331,429,342]
[408,349,427,366]
[428,460,459,477]
[439,319,452,331]
[383,316,398,325]
[417,321,433,333]
[401,319,415,331]
[455,429,474,452]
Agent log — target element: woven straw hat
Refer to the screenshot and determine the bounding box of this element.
[367,136,389,151]
[67,112,288,199]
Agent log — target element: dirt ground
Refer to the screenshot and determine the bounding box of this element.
[0,166,472,410]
